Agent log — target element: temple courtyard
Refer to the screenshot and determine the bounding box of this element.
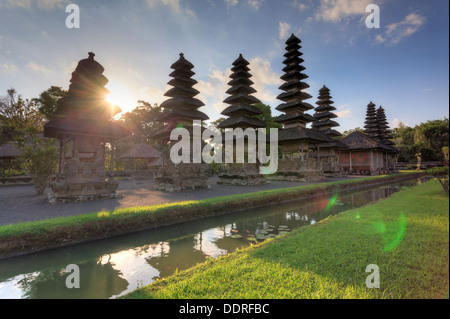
[0,176,358,226]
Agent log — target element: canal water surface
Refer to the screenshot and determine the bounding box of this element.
[0,178,423,299]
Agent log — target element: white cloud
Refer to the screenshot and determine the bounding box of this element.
[391,118,408,129]
[375,13,426,45]
[196,67,232,113]
[335,107,351,118]
[278,22,291,41]
[146,0,197,18]
[0,0,68,9]
[138,85,171,106]
[248,57,282,103]
[0,63,18,75]
[26,61,51,74]
[224,0,238,7]
[185,7,196,19]
[315,0,373,22]
[292,0,309,11]
[247,0,264,11]
[146,0,181,13]
[59,60,77,79]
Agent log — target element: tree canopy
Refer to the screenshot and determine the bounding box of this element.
[0,88,45,144]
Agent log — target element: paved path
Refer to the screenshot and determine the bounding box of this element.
[0,176,355,226]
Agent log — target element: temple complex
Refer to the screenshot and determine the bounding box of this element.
[43,52,131,203]
[150,53,210,192]
[273,34,332,182]
[217,54,268,186]
[309,85,348,176]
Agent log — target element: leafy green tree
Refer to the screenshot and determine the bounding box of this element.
[0,89,45,143]
[254,102,282,133]
[427,166,449,194]
[18,135,58,195]
[339,127,364,140]
[117,100,164,145]
[33,86,67,120]
[209,118,226,133]
[392,119,449,162]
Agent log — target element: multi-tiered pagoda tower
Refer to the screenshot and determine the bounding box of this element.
[273,34,330,182]
[217,54,267,186]
[44,52,131,203]
[364,102,380,141]
[151,53,210,192]
[376,106,395,146]
[310,85,348,176]
[312,85,340,137]
[219,54,266,130]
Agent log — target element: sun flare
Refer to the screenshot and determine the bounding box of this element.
[105,80,136,114]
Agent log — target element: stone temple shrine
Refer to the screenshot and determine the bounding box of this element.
[150,53,210,192]
[44,52,131,203]
[217,54,268,186]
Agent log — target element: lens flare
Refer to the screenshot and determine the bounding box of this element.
[324,194,338,212]
[372,213,407,252]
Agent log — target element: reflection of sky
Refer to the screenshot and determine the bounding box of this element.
[106,245,168,299]
[0,272,39,299]
[194,227,229,259]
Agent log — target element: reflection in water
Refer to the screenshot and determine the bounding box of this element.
[0,179,421,299]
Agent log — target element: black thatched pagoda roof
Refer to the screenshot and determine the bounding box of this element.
[377,106,395,146]
[311,85,342,139]
[44,117,132,140]
[364,101,380,140]
[53,52,121,119]
[44,52,131,141]
[218,54,266,129]
[277,126,334,144]
[274,34,314,127]
[157,53,209,122]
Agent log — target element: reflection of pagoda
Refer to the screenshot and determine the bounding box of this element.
[150,53,209,192]
[44,52,131,203]
[217,54,267,186]
[273,34,331,182]
[145,238,206,279]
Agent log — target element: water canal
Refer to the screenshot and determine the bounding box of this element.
[0,178,424,299]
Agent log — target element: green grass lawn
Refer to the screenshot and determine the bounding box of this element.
[124,180,449,299]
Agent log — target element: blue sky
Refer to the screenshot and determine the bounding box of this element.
[0,0,448,132]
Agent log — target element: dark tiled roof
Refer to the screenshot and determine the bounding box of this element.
[278,126,334,144]
[0,142,22,158]
[44,117,132,140]
[218,116,266,129]
[341,131,399,153]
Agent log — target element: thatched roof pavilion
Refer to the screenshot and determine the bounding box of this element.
[120,143,161,160]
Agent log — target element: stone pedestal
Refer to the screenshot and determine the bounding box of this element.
[154,163,210,192]
[269,158,325,182]
[47,136,121,204]
[217,163,268,186]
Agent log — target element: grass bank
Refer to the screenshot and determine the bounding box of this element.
[124,179,449,299]
[0,172,424,259]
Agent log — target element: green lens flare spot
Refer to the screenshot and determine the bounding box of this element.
[325,194,338,212]
[382,213,407,252]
